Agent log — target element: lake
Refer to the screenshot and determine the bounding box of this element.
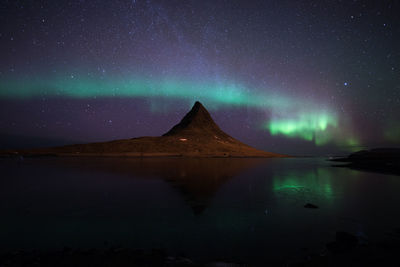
[1,157,399,264]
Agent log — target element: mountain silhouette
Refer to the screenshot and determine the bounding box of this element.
[5,101,285,157]
[163,101,231,138]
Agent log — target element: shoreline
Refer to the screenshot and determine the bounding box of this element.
[2,232,400,267]
[0,151,289,159]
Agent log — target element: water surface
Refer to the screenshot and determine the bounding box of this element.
[1,157,399,263]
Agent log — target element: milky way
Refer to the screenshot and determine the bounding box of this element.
[0,0,399,155]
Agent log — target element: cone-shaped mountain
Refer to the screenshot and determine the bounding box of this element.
[6,101,286,157]
[163,101,230,138]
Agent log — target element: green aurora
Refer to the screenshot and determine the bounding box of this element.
[265,112,338,143]
[0,75,292,109]
[0,75,356,146]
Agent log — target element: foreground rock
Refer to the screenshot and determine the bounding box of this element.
[0,248,250,267]
[2,102,285,158]
[304,203,319,209]
[287,229,400,266]
[326,231,359,253]
[330,148,400,175]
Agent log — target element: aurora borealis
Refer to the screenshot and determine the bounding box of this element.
[1,0,399,155]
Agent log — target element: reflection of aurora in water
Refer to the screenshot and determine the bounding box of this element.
[272,168,336,202]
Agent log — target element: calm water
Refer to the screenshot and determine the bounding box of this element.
[1,157,399,263]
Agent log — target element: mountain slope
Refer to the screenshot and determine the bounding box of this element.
[5,101,286,158]
[163,101,230,138]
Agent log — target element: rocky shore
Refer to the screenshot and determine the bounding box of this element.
[2,230,399,267]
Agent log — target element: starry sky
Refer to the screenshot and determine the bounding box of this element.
[0,0,399,156]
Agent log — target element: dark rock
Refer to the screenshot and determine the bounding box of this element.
[330,148,400,175]
[304,203,319,209]
[336,231,358,246]
[326,231,358,253]
[394,228,400,235]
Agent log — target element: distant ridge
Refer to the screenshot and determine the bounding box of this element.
[331,148,400,175]
[3,101,286,158]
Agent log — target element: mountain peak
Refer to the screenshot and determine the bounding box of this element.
[193,100,202,107]
[163,101,226,137]
[192,101,208,111]
[4,100,286,157]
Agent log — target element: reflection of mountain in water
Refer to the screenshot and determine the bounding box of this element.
[159,159,264,214]
[47,158,264,214]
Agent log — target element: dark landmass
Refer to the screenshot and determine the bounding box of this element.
[330,148,400,175]
[1,102,285,158]
[0,133,77,150]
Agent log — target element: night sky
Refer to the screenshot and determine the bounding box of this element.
[0,0,399,156]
